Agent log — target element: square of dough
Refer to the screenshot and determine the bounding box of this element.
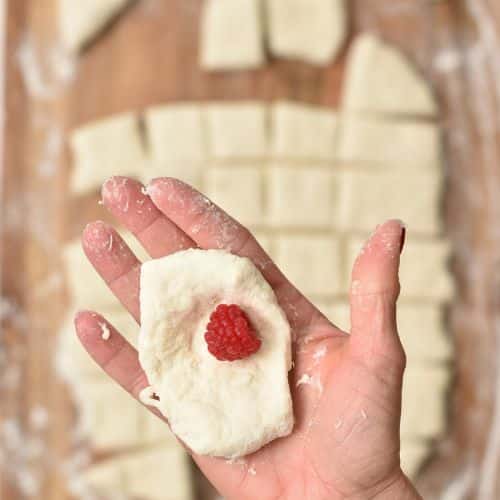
[342,34,437,116]
[266,0,346,65]
[58,308,139,383]
[70,113,148,195]
[336,115,442,169]
[252,231,273,254]
[400,441,431,479]
[206,167,263,226]
[268,165,336,227]
[119,446,193,500]
[273,235,341,295]
[337,170,442,235]
[271,101,338,160]
[144,104,206,187]
[59,0,131,53]
[63,231,148,309]
[398,304,453,362]
[401,366,450,439]
[142,411,178,446]
[200,0,265,70]
[206,103,268,159]
[82,458,125,495]
[79,380,143,450]
[347,237,453,301]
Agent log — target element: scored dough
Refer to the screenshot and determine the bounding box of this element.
[200,0,265,70]
[139,249,294,458]
[342,34,437,116]
[59,0,132,53]
[266,0,347,65]
[70,113,148,195]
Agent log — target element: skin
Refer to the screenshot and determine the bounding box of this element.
[75,176,422,500]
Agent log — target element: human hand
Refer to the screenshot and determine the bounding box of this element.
[75,176,421,500]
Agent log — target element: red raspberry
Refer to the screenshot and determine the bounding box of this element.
[204,304,261,361]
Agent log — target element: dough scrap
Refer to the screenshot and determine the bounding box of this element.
[342,34,437,116]
[206,102,268,159]
[336,115,442,169]
[266,0,346,65]
[400,441,431,479]
[59,0,132,53]
[206,166,264,226]
[273,236,342,295]
[401,366,450,438]
[200,0,265,70]
[271,101,338,160]
[70,113,148,195]
[337,169,442,235]
[268,165,337,228]
[139,249,293,458]
[83,445,193,500]
[144,104,205,187]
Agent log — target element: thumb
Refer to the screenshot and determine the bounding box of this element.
[348,219,406,370]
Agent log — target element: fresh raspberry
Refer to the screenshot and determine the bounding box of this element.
[204,304,261,361]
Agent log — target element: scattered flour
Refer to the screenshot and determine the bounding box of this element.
[99,322,111,341]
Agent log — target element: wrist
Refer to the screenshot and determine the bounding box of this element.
[369,470,422,500]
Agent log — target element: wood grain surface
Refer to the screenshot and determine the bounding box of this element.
[2,0,500,498]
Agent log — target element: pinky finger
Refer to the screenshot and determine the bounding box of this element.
[74,310,160,414]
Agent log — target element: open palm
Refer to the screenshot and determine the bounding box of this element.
[75,177,420,500]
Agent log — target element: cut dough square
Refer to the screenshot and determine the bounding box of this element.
[144,104,206,187]
[347,237,453,301]
[336,116,442,169]
[200,0,265,70]
[401,366,450,439]
[273,235,341,295]
[79,381,143,450]
[206,167,263,226]
[271,101,338,160]
[57,308,138,383]
[70,113,148,195]
[400,441,431,479]
[331,300,350,331]
[63,231,148,309]
[398,304,453,362]
[337,170,442,235]
[253,231,273,254]
[268,166,336,227]
[82,458,125,495]
[266,0,347,65]
[119,446,193,500]
[59,0,131,53]
[142,411,178,446]
[342,34,437,116]
[206,103,268,159]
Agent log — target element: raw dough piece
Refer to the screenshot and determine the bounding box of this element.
[206,167,263,226]
[401,366,450,438]
[271,102,338,160]
[400,441,431,479]
[63,231,148,309]
[144,104,205,187]
[83,446,193,500]
[59,0,132,53]
[200,0,265,70]
[336,115,442,169]
[139,249,293,458]
[342,34,437,116]
[70,113,148,195]
[57,308,138,382]
[348,237,453,301]
[268,166,337,227]
[337,170,442,235]
[273,236,341,295]
[266,0,346,65]
[398,304,453,362]
[206,103,268,158]
[253,231,273,254]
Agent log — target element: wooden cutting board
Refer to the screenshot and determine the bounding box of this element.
[2,0,500,498]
